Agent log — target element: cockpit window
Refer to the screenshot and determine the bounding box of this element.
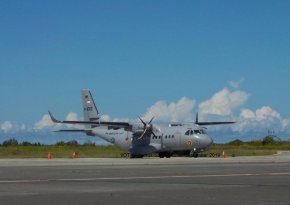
[185,130,194,135]
[194,130,201,134]
[194,129,207,134]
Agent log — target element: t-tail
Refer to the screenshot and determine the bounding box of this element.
[82,89,100,122]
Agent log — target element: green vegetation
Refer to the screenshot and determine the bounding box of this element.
[202,136,290,157]
[0,139,126,158]
[0,136,289,158]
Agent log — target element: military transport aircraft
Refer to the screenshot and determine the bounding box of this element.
[49,89,235,158]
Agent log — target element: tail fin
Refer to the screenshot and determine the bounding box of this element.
[82,89,100,122]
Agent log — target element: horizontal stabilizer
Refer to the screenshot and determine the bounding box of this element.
[195,113,235,126]
[54,129,87,132]
[48,111,131,130]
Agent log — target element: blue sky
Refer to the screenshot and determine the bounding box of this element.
[0,1,290,143]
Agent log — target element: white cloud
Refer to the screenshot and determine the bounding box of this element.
[100,115,110,122]
[240,108,255,119]
[256,106,281,121]
[228,78,245,89]
[233,106,290,133]
[198,87,249,116]
[34,112,81,130]
[1,121,13,132]
[34,114,55,130]
[142,97,196,122]
[65,112,78,121]
[0,121,26,133]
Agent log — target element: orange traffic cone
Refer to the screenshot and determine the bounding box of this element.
[221,150,226,159]
[47,152,52,160]
[72,152,76,159]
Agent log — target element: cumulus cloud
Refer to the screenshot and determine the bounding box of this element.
[34,112,81,130]
[142,97,196,122]
[34,114,55,130]
[198,87,249,116]
[233,106,290,133]
[0,121,26,133]
[65,112,78,121]
[1,121,13,132]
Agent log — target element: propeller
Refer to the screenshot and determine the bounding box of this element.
[138,116,156,140]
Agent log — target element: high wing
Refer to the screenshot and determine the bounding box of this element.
[194,113,235,126]
[48,111,132,130]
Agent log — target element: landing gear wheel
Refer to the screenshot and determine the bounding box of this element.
[159,152,165,158]
[193,153,198,158]
[159,152,171,158]
[165,153,171,158]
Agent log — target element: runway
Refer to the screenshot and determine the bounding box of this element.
[0,153,290,205]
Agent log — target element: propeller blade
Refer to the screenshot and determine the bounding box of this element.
[148,116,155,124]
[138,117,146,126]
[138,127,148,140]
[137,116,156,140]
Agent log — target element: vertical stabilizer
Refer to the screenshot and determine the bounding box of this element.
[82,89,100,121]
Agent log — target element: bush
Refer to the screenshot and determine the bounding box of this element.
[83,140,96,147]
[22,141,32,146]
[262,136,275,145]
[2,138,19,147]
[66,140,79,146]
[227,139,243,146]
[56,141,66,146]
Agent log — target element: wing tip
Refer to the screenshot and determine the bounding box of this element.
[48,111,60,123]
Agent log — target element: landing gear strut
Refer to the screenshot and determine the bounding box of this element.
[190,150,198,158]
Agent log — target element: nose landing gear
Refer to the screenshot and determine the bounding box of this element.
[190,148,198,158]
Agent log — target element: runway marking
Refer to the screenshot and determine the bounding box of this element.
[1,172,290,184]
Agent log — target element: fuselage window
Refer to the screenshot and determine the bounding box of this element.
[194,130,201,134]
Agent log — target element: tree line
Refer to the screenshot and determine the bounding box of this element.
[0,138,97,147]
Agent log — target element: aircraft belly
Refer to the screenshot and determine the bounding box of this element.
[130,144,159,155]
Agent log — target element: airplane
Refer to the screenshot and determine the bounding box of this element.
[49,89,235,158]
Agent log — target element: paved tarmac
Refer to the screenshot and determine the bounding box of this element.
[0,152,290,205]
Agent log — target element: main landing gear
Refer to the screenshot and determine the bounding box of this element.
[158,152,171,158]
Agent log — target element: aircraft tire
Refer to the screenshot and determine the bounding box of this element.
[159,152,171,158]
[158,153,165,158]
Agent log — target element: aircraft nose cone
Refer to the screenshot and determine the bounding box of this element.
[204,134,213,148]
